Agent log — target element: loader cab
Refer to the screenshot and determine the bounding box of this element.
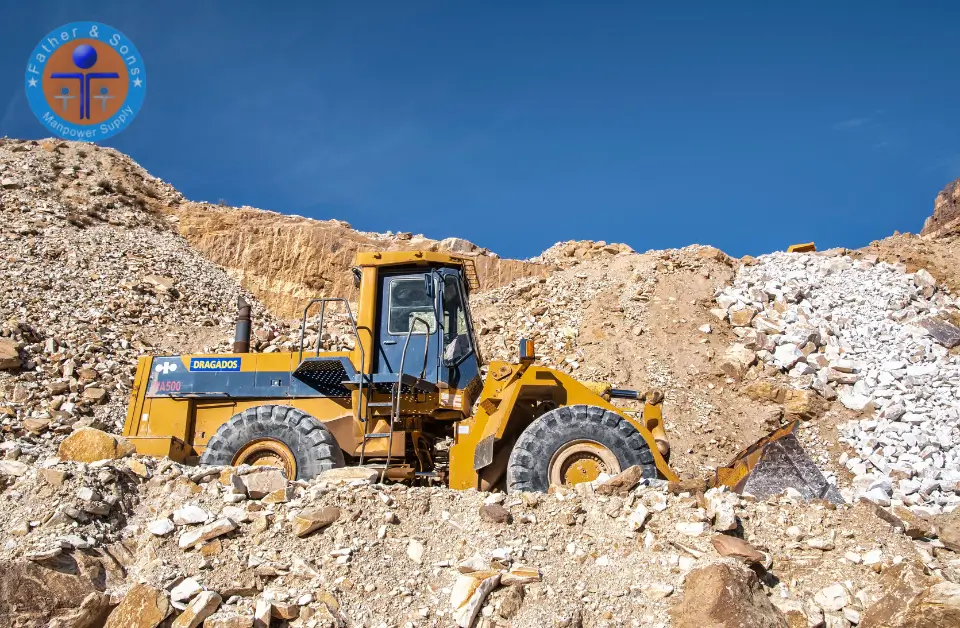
[364,254,480,393]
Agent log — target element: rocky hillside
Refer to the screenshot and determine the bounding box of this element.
[922,178,960,238]
[1,138,960,627]
[173,203,549,318]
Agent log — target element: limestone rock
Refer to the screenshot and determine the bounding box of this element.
[203,613,254,628]
[270,602,299,620]
[317,467,379,484]
[104,584,170,628]
[0,339,20,370]
[170,578,203,603]
[814,583,850,613]
[173,504,209,525]
[0,557,110,626]
[240,469,287,499]
[784,389,827,421]
[58,428,135,463]
[670,563,788,628]
[407,539,425,564]
[178,518,237,549]
[501,565,541,586]
[932,509,960,552]
[291,506,340,537]
[148,518,175,536]
[479,503,512,523]
[171,591,221,628]
[450,570,500,628]
[596,465,643,496]
[711,535,766,565]
[859,562,936,627]
[0,459,29,476]
[719,344,757,379]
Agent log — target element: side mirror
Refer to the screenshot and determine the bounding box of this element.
[424,273,434,298]
[351,267,361,287]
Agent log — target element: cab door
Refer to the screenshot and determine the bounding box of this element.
[375,272,440,382]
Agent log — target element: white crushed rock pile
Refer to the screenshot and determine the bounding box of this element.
[715,251,960,516]
[3,447,958,627]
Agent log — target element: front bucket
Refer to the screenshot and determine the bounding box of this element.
[712,421,844,504]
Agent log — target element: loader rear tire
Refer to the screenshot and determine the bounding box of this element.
[506,404,657,493]
[200,405,344,481]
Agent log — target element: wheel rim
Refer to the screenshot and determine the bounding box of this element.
[548,439,621,486]
[232,438,297,478]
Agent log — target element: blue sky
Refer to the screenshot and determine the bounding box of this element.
[2,2,958,259]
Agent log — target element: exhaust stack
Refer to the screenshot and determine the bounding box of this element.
[233,296,252,353]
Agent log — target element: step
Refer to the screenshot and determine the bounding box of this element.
[364,433,392,439]
[366,401,394,408]
[344,373,438,394]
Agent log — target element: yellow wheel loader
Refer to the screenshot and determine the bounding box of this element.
[122,251,841,500]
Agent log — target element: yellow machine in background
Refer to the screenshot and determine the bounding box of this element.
[123,250,838,500]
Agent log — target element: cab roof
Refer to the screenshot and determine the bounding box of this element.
[354,250,480,290]
[354,250,465,268]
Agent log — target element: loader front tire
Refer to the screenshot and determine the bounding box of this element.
[506,405,657,493]
[200,405,344,480]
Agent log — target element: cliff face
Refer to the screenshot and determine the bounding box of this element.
[174,203,549,318]
[922,179,960,237]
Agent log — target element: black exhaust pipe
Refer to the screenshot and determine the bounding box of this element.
[233,296,251,353]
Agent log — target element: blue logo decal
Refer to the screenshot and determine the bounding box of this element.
[25,22,146,141]
[189,358,242,372]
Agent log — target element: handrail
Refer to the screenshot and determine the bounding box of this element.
[296,298,366,376]
[383,315,432,480]
[297,298,368,444]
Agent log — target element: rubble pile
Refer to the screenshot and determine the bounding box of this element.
[0,139,282,460]
[715,251,960,515]
[473,243,719,382]
[2,445,958,627]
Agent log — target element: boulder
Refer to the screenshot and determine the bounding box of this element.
[58,428,135,463]
[81,387,108,404]
[742,380,787,403]
[171,591,221,628]
[861,576,960,627]
[0,339,20,370]
[670,563,788,628]
[719,344,757,379]
[729,306,758,327]
[814,583,850,613]
[479,503,512,524]
[711,535,766,565]
[241,469,288,499]
[203,613,253,628]
[0,557,111,627]
[596,465,643,496]
[291,506,340,537]
[104,584,170,628]
[439,237,480,254]
[932,509,960,552]
[172,504,209,526]
[0,459,29,476]
[178,518,238,549]
[784,389,827,421]
[919,317,960,348]
[317,467,379,484]
[858,562,935,627]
